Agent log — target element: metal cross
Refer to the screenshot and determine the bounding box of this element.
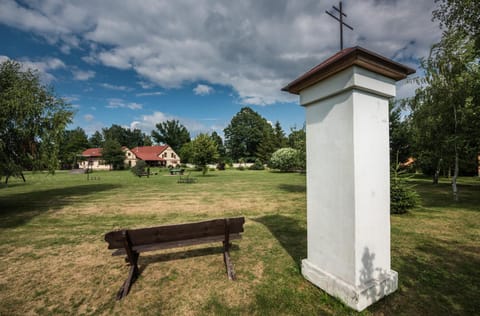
[325,1,354,50]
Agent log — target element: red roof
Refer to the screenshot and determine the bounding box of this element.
[282,46,415,95]
[82,148,102,157]
[130,145,169,161]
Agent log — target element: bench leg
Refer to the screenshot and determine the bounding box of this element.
[116,256,139,300]
[223,242,236,280]
[116,230,140,300]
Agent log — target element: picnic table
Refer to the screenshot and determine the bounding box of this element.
[169,168,184,175]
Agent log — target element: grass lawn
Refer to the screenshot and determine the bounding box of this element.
[0,169,479,315]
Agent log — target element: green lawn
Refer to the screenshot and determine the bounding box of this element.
[0,169,479,315]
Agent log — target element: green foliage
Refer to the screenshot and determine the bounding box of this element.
[190,134,219,175]
[433,0,480,53]
[210,131,226,159]
[88,131,104,148]
[151,120,190,152]
[224,107,275,161]
[249,159,265,170]
[409,28,479,195]
[179,141,194,164]
[269,148,300,172]
[288,126,306,170]
[58,127,89,169]
[102,124,151,149]
[390,166,420,214]
[0,60,73,181]
[101,139,125,170]
[389,101,413,165]
[131,160,147,177]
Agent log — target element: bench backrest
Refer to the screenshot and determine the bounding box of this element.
[105,217,245,250]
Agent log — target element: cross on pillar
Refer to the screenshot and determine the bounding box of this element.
[325,1,354,50]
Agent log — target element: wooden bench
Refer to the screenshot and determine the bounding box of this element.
[104,217,245,300]
[177,172,196,183]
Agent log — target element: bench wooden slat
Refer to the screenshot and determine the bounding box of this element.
[105,217,244,250]
[111,233,242,256]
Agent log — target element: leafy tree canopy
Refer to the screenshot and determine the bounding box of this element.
[151,120,190,152]
[101,138,125,170]
[0,60,73,182]
[191,133,219,175]
[102,124,151,149]
[59,127,89,169]
[224,107,274,161]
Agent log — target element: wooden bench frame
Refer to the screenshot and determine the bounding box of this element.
[104,217,245,300]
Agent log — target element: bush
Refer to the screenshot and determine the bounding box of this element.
[249,159,265,170]
[390,167,420,214]
[269,148,299,172]
[217,161,226,170]
[131,160,147,177]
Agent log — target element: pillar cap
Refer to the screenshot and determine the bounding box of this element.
[282,46,415,95]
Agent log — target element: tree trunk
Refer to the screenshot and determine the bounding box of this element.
[452,149,459,201]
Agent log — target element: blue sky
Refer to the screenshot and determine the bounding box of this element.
[0,0,441,138]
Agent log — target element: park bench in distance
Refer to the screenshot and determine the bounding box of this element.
[178,172,196,183]
[104,217,245,300]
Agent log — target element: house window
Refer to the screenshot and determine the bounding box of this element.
[171,153,175,158]
[163,152,168,158]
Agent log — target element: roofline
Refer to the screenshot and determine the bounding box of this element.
[282,46,416,95]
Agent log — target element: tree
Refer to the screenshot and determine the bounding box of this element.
[102,124,150,149]
[151,120,190,152]
[101,139,125,170]
[89,131,104,147]
[224,107,274,161]
[410,29,479,200]
[389,101,413,166]
[273,121,287,149]
[269,148,300,172]
[0,60,73,183]
[210,131,226,159]
[191,134,219,175]
[59,127,89,169]
[179,141,194,164]
[433,0,480,52]
[288,125,306,170]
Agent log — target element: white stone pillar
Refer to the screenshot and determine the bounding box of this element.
[282,47,414,311]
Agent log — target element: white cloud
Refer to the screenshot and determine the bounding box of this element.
[193,84,214,96]
[100,83,131,91]
[84,114,94,122]
[0,0,441,105]
[136,91,164,97]
[72,69,95,81]
[107,98,143,110]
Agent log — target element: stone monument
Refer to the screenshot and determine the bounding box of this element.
[282,46,415,311]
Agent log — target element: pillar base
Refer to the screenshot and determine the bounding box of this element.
[302,259,398,312]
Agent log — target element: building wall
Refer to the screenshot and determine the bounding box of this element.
[159,147,181,167]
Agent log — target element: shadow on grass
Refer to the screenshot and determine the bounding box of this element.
[373,237,480,315]
[0,183,121,228]
[278,184,306,193]
[412,180,480,211]
[254,214,307,267]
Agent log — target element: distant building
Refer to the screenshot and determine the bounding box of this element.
[79,145,180,170]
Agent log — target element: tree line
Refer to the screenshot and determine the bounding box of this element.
[390,0,479,201]
[58,107,306,173]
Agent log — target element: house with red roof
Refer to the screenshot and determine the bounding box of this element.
[79,145,180,170]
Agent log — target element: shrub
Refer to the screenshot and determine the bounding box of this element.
[217,161,226,170]
[249,159,265,170]
[390,167,420,214]
[269,148,299,172]
[131,160,147,177]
